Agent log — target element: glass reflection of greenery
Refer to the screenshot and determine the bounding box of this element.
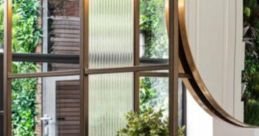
[10,0,41,135]
[243,0,259,125]
[140,0,168,59]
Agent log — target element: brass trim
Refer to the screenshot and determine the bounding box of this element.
[80,0,89,135]
[133,0,140,112]
[8,70,80,79]
[3,0,12,135]
[85,65,169,75]
[168,0,179,135]
[139,71,190,78]
[178,0,256,127]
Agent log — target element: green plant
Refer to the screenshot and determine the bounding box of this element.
[10,0,41,135]
[117,108,185,136]
[140,77,158,112]
[244,99,259,125]
[0,1,4,47]
[117,108,169,136]
[12,78,38,136]
[243,0,259,124]
[140,0,168,58]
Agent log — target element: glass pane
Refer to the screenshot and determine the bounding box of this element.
[88,0,134,134]
[138,75,186,135]
[89,0,134,69]
[89,73,133,135]
[139,76,169,116]
[11,0,80,74]
[140,0,168,59]
[11,76,80,136]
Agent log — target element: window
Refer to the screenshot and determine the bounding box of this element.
[1,0,180,135]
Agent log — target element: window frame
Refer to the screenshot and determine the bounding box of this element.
[2,0,180,135]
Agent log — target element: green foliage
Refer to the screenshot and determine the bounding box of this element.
[140,77,158,111]
[138,1,185,134]
[0,1,3,47]
[178,126,185,136]
[10,0,41,135]
[12,0,41,53]
[243,0,259,124]
[140,0,168,58]
[12,78,38,136]
[117,108,169,136]
[244,99,259,125]
[117,108,185,136]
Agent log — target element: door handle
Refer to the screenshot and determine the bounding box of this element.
[57,117,65,121]
[41,114,53,136]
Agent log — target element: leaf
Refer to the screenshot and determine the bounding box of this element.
[245,7,252,17]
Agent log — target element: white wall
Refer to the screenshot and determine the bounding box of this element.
[187,91,213,136]
[184,0,259,135]
[185,0,244,120]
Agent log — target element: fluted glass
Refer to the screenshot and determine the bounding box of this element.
[88,0,134,135]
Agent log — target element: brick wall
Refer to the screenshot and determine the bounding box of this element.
[50,0,79,16]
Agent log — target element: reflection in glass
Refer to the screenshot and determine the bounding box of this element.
[140,77,169,116]
[139,77,186,135]
[243,1,259,125]
[140,0,168,59]
[11,76,80,136]
[11,0,80,74]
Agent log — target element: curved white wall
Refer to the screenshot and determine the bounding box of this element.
[185,0,259,135]
[185,0,244,120]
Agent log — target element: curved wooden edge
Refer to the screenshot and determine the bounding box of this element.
[177,0,257,128]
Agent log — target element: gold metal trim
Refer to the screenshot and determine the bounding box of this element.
[3,0,12,135]
[8,70,80,79]
[85,65,170,74]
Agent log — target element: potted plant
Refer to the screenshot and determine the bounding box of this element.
[117,108,185,136]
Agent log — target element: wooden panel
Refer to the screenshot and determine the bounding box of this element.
[56,80,80,136]
[50,16,80,70]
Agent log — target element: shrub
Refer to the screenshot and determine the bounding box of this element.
[117,108,169,136]
[117,108,185,136]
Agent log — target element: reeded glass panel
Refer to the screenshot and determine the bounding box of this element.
[88,0,134,135]
[89,0,134,69]
[89,73,133,135]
